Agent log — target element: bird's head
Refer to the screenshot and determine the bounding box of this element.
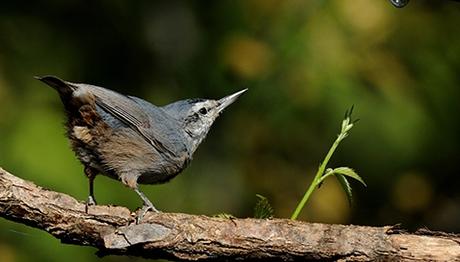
[162,89,247,153]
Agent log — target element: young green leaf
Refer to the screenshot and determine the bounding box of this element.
[254,194,274,219]
[290,106,363,220]
[335,174,353,206]
[333,167,367,187]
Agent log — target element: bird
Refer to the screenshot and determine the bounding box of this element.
[36,75,247,220]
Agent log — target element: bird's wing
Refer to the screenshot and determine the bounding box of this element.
[79,83,186,157]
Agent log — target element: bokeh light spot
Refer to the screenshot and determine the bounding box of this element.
[222,35,274,79]
[393,172,433,213]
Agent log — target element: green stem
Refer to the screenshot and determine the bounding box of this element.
[290,134,345,220]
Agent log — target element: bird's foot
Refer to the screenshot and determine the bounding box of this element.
[133,188,159,223]
[85,196,97,213]
[135,203,160,224]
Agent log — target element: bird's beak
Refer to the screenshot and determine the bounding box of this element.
[217,88,248,113]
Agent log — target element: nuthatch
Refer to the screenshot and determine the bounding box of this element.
[36,75,246,220]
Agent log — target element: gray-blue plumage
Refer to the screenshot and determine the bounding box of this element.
[36,75,247,219]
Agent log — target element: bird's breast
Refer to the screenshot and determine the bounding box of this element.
[96,127,191,183]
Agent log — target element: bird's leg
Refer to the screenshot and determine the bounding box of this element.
[84,167,97,213]
[120,174,159,223]
[134,187,159,224]
[87,175,96,205]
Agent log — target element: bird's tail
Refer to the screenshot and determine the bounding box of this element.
[35,75,76,97]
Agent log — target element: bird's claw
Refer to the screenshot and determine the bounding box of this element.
[85,196,97,213]
[135,203,159,224]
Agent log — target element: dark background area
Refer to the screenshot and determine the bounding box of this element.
[0,1,459,261]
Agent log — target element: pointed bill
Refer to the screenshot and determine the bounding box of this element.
[217,88,248,113]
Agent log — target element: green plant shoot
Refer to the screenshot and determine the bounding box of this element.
[290,106,366,220]
[254,194,274,219]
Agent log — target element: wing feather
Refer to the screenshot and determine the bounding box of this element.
[74,83,186,158]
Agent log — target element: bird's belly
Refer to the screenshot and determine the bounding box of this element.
[136,150,190,184]
[96,127,190,184]
[137,170,181,185]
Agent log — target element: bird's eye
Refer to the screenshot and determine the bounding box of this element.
[199,107,207,115]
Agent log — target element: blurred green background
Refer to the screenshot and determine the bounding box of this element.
[1,0,460,261]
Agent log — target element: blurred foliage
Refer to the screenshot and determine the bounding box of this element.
[0,0,460,261]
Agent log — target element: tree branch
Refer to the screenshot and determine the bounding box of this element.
[0,167,459,261]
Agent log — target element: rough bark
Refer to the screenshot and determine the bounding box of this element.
[0,167,459,261]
